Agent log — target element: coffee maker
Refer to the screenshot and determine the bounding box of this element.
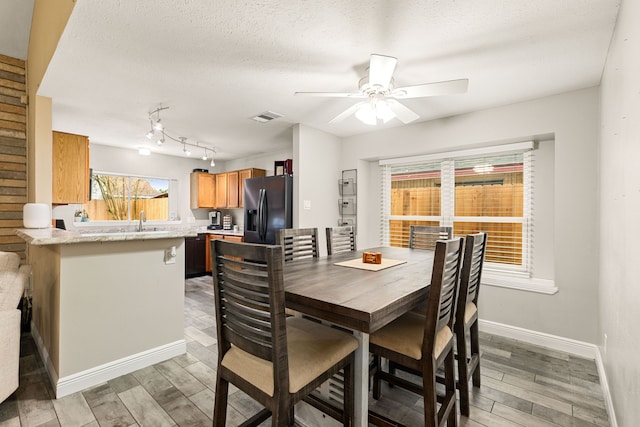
[207,210,222,230]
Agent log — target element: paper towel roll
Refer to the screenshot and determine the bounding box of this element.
[23,203,51,228]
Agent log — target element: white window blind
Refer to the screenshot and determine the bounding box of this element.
[380,142,535,277]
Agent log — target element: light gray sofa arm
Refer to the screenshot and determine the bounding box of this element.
[0,251,29,403]
[0,309,21,403]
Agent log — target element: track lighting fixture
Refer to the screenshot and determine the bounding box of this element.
[145,105,216,161]
[210,149,216,167]
[180,137,191,156]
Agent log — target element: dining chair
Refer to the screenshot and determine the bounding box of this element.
[211,239,358,426]
[369,237,464,427]
[454,232,487,416]
[275,227,319,262]
[325,226,356,255]
[409,225,453,250]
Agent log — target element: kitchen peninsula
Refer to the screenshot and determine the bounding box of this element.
[16,227,197,398]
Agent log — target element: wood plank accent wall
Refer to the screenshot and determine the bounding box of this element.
[0,54,27,258]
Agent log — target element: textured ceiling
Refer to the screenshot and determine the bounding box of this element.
[9,1,623,161]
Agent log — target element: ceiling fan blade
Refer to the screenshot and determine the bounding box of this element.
[369,54,398,89]
[329,102,366,124]
[386,99,420,124]
[294,91,365,98]
[391,79,469,99]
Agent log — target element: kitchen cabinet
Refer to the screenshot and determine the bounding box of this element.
[185,233,207,278]
[238,168,266,207]
[52,131,90,204]
[215,172,228,208]
[214,171,240,208]
[190,172,215,209]
[226,171,239,208]
[205,233,243,272]
[211,168,266,209]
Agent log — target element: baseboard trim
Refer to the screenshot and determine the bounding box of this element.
[56,340,186,398]
[594,347,618,427]
[30,322,60,393]
[479,319,596,358]
[479,319,617,427]
[30,323,186,398]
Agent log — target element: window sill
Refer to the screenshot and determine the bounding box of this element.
[482,272,558,295]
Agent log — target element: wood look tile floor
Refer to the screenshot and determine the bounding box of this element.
[0,276,610,427]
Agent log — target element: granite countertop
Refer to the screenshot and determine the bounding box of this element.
[16,227,198,246]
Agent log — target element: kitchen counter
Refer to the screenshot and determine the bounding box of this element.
[19,227,190,398]
[16,227,197,245]
[202,229,244,237]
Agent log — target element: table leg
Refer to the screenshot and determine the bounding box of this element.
[353,330,369,427]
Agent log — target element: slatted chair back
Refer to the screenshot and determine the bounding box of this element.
[212,239,286,367]
[458,232,487,316]
[325,226,356,255]
[409,225,452,250]
[454,232,488,416]
[424,237,464,351]
[276,227,319,262]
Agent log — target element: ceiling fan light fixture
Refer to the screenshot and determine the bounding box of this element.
[355,103,377,125]
[375,99,395,123]
[355,98,396,125]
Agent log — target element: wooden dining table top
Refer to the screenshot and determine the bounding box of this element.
[283,246,435,334]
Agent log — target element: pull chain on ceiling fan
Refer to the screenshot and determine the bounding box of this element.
[295,54,468,125]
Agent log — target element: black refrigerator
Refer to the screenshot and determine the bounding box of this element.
[244,175,293,244]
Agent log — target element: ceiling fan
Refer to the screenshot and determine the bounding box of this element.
[295,54,468,125]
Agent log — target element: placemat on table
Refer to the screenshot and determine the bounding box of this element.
[333,257,407,271]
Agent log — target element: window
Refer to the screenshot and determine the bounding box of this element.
[381,142,534,277]
[82,172,173,221]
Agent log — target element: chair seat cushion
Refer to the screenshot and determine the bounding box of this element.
[221,317,358,397]
[465,302,477,325]
[370,312,453,360]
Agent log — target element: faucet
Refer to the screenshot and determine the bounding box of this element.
[138,210,146,232]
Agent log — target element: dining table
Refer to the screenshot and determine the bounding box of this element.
[284,246,435,427]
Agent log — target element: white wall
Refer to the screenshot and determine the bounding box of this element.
[293,124,342,256]
[341,88,600,343]
[599,0,640,424]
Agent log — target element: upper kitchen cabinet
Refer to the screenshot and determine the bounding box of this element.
[201,168,266,209]
[190,172,215,209]
[52,131,90,204]
[238,168,266,207]
[226,171,239,208]
[215,172,228,208]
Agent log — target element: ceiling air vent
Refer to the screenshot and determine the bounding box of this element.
[250,111,282,123]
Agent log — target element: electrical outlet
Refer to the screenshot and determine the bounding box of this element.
[164,246,177,264]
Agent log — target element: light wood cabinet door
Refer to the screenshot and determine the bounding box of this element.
[223,235,243,242]
[52,131,90,204]
[190,172,215,209]
[205,233,225,272]
[226,171,239,208]
[215,172,228,208]
[238,168,266,207]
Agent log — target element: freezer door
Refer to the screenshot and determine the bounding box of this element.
[243,177,264,243]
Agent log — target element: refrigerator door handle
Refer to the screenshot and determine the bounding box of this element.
[257,188,266,242]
